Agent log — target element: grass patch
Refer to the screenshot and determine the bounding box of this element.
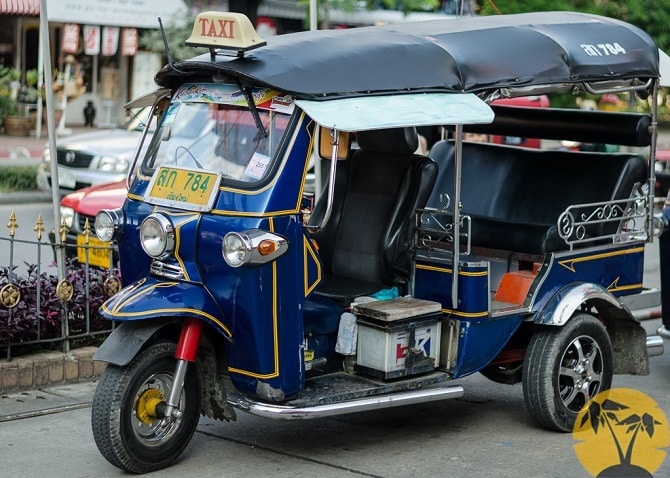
[0,166,38,192]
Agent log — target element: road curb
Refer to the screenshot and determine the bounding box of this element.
[0,190,52,205]
[0,346,106,394]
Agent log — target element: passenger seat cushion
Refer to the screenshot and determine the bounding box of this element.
[427,140,648,253]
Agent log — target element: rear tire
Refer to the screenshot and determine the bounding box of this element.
[91,341,201,473]
[522,313,612,432]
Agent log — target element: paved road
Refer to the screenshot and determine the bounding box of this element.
[1,326,668,478]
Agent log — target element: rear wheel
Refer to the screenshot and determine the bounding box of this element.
[91,341,201,473]
[522,313,612,432]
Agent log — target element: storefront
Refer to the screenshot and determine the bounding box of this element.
[1,0,186,130]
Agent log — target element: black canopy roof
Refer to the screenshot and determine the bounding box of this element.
[155,11,659,100]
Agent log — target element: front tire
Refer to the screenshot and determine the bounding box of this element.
[523,313,613,432]
[91,341,201,473]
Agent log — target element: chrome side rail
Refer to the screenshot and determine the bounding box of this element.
[647,335,664,357]
[228,385,464,420]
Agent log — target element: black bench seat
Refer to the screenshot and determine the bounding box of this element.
[427,140,648,255]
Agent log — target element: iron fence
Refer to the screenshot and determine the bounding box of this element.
[0,210,119,360]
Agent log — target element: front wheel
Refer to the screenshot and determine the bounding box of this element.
[522,313,613,432]
[91,341,201,473]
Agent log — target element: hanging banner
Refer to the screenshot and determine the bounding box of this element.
[121,28,138,56]
[84,25,101,56]
[102,26,119,56]
[61,23,80,53]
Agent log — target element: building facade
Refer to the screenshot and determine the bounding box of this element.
[0,0,186,128]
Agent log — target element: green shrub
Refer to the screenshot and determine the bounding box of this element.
[0,166,37,192]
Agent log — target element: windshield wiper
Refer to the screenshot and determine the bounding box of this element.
[239,83,268,139]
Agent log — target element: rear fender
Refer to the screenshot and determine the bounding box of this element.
[534,282,630,326]
[534,282,649,375]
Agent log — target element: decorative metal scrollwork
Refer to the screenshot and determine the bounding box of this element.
[0,283,20,309]
[415,192,471,255]
[557,184,648,247]
[56,279,74,302]
[103,276,122,296]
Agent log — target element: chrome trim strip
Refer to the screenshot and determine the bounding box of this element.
[228,385,464,420]
[647,335,664,357]
[150,261,184,279]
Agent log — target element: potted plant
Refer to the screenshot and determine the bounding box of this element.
[0,65,34,136]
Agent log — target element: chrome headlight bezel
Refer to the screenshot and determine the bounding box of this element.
[222,229,288,267]
[94,208,124,242]
[140,213,175,258]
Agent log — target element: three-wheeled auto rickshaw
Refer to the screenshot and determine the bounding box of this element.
[90,11,665,473]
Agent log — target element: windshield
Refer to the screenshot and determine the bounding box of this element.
[142,84,293,184]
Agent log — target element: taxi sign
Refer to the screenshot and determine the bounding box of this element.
[186,11,266,55]
[145,166,221,212]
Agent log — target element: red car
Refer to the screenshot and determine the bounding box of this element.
[52,180,127,267]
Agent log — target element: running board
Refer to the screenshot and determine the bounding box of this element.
[228,385,464,420]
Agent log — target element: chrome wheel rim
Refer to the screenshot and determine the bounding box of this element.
[131,371,183,446]
[558,334,604,412]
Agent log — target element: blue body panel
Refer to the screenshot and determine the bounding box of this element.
[104,113,318,399]
[100,276,231,337]
[529,242,645,313]
[413,242,645,378]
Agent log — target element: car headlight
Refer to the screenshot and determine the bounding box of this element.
[42,148,51,163]
[95,208,124,243]
[222,229,288,267]
[140,213,175,258]
[98,155,129,173]
[60,206,75,229]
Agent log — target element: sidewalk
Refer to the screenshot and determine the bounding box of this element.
[0,347,106,395]
[0,125,94,161]
[0,380,97,421]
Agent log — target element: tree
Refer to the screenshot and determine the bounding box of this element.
[477,0,670,52]
[139,10,201,62]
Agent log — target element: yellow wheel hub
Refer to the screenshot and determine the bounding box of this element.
[135,388,165,425]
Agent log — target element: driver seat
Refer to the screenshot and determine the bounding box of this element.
[309,127,438,305]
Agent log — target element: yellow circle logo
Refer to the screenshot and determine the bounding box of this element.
[573,388,670,477]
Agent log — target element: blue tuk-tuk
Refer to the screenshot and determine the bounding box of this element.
[90,11,665,473]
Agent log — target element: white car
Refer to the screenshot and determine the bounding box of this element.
[36,108,153,194]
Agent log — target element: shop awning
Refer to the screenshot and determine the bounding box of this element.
[0,0,39,15]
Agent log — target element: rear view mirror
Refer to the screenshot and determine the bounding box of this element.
[319,127,350,160]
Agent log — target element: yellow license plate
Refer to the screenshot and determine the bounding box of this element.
[77,235,112,269]
[146,166,220,211]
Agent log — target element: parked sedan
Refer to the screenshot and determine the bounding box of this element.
[50,180,127,267]
[36,108,153,195]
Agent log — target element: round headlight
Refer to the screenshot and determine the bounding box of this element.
[95,209,123,242]
[60,206,75,229]
[140,214,174,258]
[98,155,129,173]
[222,232,251,267]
